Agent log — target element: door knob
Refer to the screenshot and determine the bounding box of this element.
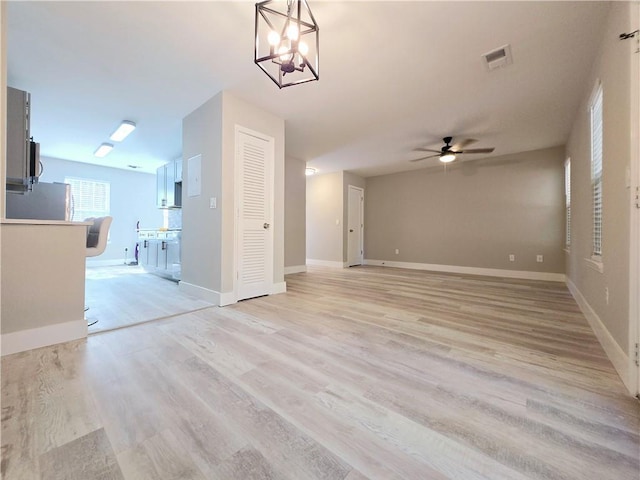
[349,229,354,232]
[263,223,270,229]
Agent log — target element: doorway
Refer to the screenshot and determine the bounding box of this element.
[347,185,364,267]
[235,126,275,301]
[631,1,640,397]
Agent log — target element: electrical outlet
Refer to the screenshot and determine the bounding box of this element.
[536,255,543,263]
[509,254,515,262]
[395,249,399,255]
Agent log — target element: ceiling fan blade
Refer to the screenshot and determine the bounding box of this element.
[410,154,440,162]
[413,147,442,153]
[460,147,495,154]
[451,138,477,150]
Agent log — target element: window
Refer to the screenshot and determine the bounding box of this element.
[590,84,603,258]
[564,158,571,248]
[64,176,110,221]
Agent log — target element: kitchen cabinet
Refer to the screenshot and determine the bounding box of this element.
[175,157,183,182]
[138,230,181,281]
[138,231,158,268]
[156,158,182,209]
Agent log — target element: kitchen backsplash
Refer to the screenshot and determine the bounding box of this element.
[168,208,182,229]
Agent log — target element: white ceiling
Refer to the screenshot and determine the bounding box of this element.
[7,1,610,177]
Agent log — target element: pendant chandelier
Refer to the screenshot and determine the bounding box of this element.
[254,0,319,88]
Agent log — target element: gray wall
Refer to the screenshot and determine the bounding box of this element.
[285,156,306,269]
[182,91,285,300]
[220,92,285,293]
[39,156,162,263]
[566,2,632,353]
[365,146,566,273]
[181,93,223,294]
[306,171,343,263]
[306,170,366,264]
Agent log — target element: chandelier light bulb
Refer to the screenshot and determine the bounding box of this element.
[298,40,309,56]
[286,23,299,41]
[278,45,293,62]
[267,30,280,46]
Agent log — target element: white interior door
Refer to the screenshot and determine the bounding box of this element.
[347,185,364,267]
[236,127,274,301]
[634,2,640,396]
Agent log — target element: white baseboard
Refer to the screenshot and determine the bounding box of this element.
[566,279,631,393]
[86,258,127,267]
[306,259,348,269]
[284,265,307,275]
[364,259,566,282]
[271,281,287,294]
[1,319,87,356]
[178,281,285,306]
[218,291,236,307]
[179,281,224,306]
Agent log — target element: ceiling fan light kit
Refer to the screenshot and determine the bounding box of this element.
[410,136,495,164]
[254,0,319,88]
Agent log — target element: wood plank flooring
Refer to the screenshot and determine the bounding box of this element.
[2,265,639,479]
[85,265,213,333]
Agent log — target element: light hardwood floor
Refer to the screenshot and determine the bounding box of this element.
[85,265,213,333]
[2,266,639,479]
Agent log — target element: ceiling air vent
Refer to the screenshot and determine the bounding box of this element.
[482,44,513,71]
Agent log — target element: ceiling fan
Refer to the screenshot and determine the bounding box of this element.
[411,136,495,163]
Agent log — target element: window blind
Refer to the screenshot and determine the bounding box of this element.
[64,177,111,221]
[590,85,603,257]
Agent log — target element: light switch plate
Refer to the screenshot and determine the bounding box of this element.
[210,197,217,209]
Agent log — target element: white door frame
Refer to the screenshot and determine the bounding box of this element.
[233,125,275,302]
[629,2,640,397]
[347,185,364,267]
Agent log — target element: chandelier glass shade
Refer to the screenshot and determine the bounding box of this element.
[255,0,319,88]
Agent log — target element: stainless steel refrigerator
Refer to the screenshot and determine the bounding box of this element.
[6,182,72,221]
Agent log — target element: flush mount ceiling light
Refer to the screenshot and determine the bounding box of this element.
[305,167,317,176]
[94,143,114,158]
[255,0,319,88]
[109,120,136,142]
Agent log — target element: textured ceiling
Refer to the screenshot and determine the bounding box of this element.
[7,1,610,176]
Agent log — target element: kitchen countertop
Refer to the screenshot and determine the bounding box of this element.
[1,219,92,226]
[138,228,182,231]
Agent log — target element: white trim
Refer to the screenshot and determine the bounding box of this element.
[234,124,276,302]
[364,259,566,282]
[629,0,640,397]
[306,259,348,269]
[587,78,602,111]
[219,291,236,307]
[584,257,604,273]
[1,319,87,356]
[271,281,287,294]
[347,185,365,267]
[86,258,128,267]
[284,265,307,275]
[566,278,632,394]
[179,281,226,306]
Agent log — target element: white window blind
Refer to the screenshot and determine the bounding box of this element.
[564,158,571,248]
[590,85,603,257]
[64,177,111,221]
